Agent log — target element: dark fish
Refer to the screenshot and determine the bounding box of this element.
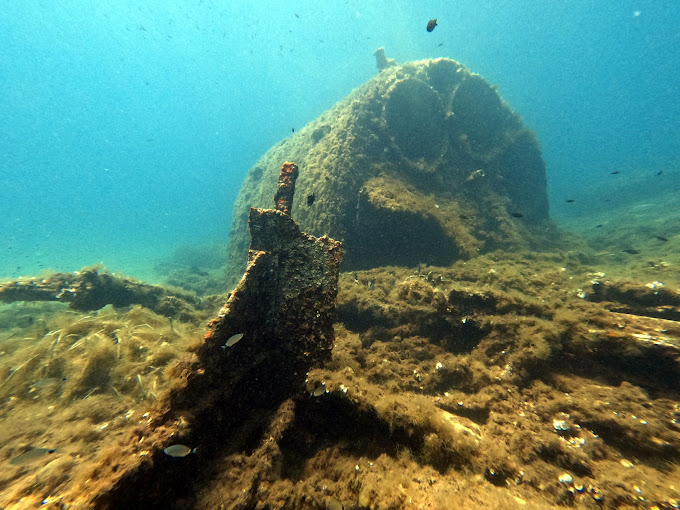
[426,19,438,32]
[655,236,669,242]
[307,193,315,206]
[565,199,575,203]
[11,448,56,465]
[610,171,620,175]
[189,266,209,277]
[656,170,663,176]
[595,224,603,228]
[622,249,640,255]
[510,212,524,218]
[294,13,299,18]
[437,43,444,47]
[291,127,295,133]
[459,214,470,220]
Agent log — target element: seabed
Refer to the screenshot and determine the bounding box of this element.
[1,222,679,509]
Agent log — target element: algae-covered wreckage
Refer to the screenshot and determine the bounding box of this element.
[0,58,679,509]
[225,57,553,288]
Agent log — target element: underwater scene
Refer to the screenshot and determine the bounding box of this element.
[1,2,679,509]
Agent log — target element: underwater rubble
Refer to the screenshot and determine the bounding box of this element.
[2,247,680,508]
[0,265,209,323]
[218,254,680,510]
[79,162,342,508]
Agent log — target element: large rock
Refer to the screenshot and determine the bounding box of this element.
[226,58,553,288]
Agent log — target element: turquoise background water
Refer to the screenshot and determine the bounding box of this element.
[1,1,678,281]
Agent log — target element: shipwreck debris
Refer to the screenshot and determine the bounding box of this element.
[588,278,680,321]
[224,58,557,288]
[373,47,396,70]
[200,160,342,374]
[95,161,343,507]
[273,161,299,215]
[0,266,204,321]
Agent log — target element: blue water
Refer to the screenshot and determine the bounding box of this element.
[1,1,678,281]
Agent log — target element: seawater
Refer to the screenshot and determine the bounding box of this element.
[1,2,678,281]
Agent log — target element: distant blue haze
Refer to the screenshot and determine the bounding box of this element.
[1,1,678,279]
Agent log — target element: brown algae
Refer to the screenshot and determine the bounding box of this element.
[0,302,205,507]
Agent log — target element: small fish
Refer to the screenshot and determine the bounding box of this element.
[459,214,470,220]
[437,43,443,47]
[510,212,524,218]
[426,19,438,32]
[224,333,244,348]
[622,249,640,255]
[467,169,485,181]
[311,383,326,397]
[291,127,295,133]
[294,13,299,18]
[656,170,663,176]
[30,377,67,388]
[655,236,669,242]
[163,444,194,458]
[595,224,603,228]
[307,193,315,206]
[610,171,620,175]
[11,448,56,465]
[565,199,575,203]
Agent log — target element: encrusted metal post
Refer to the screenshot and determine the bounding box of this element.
[273,161,299,215]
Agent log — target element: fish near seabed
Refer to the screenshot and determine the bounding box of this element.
[11,448,57,465]
[163,444,195,458]
[427,19,438,32]
[225,333,244,347]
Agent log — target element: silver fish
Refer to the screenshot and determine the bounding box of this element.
[312,384,326,397]
[11,448,57,465]
[224,333,244,347]
[328,498,344,510]
[30,377,66,388]
[163,444,194,458]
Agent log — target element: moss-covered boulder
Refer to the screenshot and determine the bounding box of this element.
[225,58,555,288]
